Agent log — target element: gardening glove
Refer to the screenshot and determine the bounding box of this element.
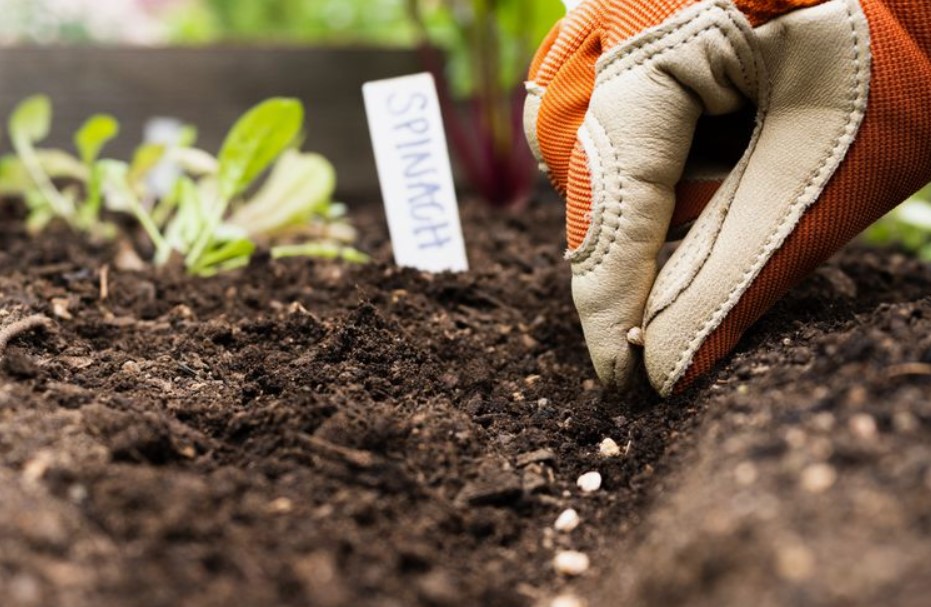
[524,0,931,396]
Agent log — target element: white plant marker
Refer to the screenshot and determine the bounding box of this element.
[363,73,469,273]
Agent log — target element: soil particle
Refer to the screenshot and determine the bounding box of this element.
[2,199,931,606]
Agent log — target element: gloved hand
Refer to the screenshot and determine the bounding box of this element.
[524,0,931,396]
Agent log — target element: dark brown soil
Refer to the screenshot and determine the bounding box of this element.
[1,198,929,607]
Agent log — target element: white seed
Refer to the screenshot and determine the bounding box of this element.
[599,438,622,458]
[554,508,581,533]
[550,594,587,607]
[553,550,590,576]
[801,463,837,494]
[849,414,878,441]
[626,326,645,347]
[577,472,602,493]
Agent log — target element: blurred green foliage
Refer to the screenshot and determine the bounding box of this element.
[168,0,565,94]
[167,0,567,206]
[864,185,931,261]
[167,0,420,46]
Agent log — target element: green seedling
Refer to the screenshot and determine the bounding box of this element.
[0,95,120,235]
[3,95,368,276]
[182,97,304,272]
[74,113,120,229]
[7,95,76,229]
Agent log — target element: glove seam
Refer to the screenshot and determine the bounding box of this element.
[568,115,623,271]
[569,2,755,275]
[595,1,753,87]
[660,0,870,394]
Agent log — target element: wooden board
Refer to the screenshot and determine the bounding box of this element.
[0,46,423,200]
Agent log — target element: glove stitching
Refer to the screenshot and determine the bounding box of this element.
[568,114,623,271]
[649,66,768,312]
[595,2,752,88]
[571,4,754,277]
[660,0,867,394]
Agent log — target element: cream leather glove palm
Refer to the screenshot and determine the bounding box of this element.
[525,0,931,396]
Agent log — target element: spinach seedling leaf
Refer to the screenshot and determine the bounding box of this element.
[130,143,167,185]
[272,242,370,264]
[8,95,75,219]
[75,114,119,166]
[229,150,336,236]
[217,98,303,200]
[191,238,256,276]
[10,95,52,145]
[98,159,170,260]
[0,150,88,195]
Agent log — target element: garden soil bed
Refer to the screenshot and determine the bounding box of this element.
[1,198,930,607]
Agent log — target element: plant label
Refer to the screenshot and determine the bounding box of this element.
[363,73,469,273]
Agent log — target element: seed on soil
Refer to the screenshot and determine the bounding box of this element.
[849,414,878,441]
[553,550,590,576]
[801,463,838,494]
[577,472,602,493]
[626,326,644,347]
[549,594,587,607]
[554,509,581,533]
[599,438,621,458]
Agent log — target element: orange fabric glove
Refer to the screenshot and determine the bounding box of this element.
[524,0,931,396]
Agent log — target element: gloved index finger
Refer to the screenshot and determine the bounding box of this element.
[566,1,760,389]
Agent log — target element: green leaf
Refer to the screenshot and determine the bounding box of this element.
[272,242,370,264]
[178,124,199,148]
[6,95,77,220]
[10,95,52,145]
[217,98,304,200]
[130,143,167,185]
[97,159,169,259]
[75,114,120,166]
[193,238,256,275]
[0,150,88,195]
[25,206,55,234]
[168,147,219,176]
[229,150,336,236]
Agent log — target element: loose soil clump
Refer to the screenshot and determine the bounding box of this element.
[1,199,929,607]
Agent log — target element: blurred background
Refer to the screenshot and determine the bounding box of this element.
[1,0,424,47]
[0,0,566,204]
[1,0,925,249]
